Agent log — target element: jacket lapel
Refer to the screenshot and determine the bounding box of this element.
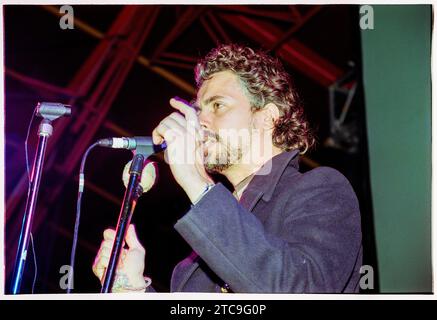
[240,150,300,211]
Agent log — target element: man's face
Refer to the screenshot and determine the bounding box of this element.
[195,70,255,173]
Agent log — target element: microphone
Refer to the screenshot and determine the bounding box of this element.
[36,102,72,121]
[97,136,167,153]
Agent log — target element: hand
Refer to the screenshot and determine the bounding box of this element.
[92,224,147,292]
[152,97,214,203]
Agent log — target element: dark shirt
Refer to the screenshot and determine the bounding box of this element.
[165,150,362,293]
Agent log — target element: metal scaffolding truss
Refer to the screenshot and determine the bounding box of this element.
[5,5,356,280]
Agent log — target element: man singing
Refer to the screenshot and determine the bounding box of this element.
[92,44,362,293]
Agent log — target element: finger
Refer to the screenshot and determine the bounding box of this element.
[170,98,203,141]
[103,228,116,241]
[118,248,128,269]
[125,224,145,251]
[101,238,115,250]
[153,118,184,145]
[94,255,109,270]
[152,126,164,145]
[152,116,180,145]
[160,117,186,133]
[170,98,199,125]
[102,233,125,250]
[168,112,187,127]
[100,236,115,255]
[168,112,202,143]
[169,97,195,115]
[92,256,109,280]
[100,246,112,259]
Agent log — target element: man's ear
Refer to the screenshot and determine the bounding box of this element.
[252,103,280,130]
[260,103,280,129]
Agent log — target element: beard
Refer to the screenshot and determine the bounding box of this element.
[202,130,245,174]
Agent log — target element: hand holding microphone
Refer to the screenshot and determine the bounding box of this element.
[95,96,213,204]
[152,97,214,204]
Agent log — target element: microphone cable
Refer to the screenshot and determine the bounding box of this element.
[67,141,99,293]
[24,105,38,294]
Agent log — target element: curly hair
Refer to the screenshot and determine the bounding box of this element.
[195,44,315,154]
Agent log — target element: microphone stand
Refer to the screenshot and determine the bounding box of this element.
[11,102,71,294]
[101,144,156,293]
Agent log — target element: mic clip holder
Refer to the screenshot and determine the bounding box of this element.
[100,145,155,293]
[36,102,72,121]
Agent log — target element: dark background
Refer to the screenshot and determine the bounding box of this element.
[4,5,377,293]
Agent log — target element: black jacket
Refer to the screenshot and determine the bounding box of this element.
[167,150,362,293]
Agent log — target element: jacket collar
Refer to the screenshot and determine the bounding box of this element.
[240,149,300,211]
